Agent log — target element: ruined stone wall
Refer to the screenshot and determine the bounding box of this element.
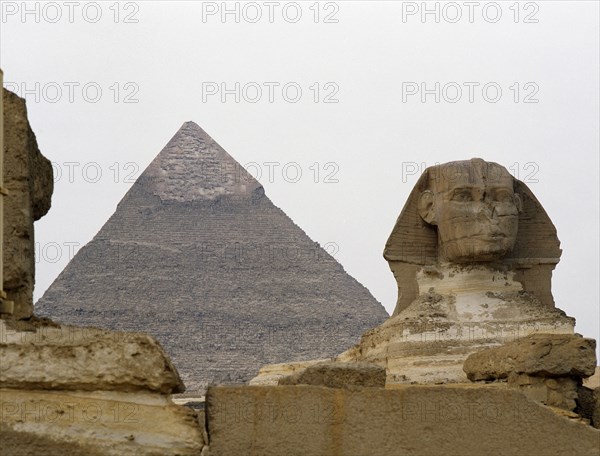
[2,88,53,318]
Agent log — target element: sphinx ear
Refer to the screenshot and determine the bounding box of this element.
[418,190,437,225]
[513,193,523,213]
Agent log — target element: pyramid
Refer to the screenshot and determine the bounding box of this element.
[36,122,388,392]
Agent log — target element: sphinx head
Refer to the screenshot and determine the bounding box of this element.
[417,158,522,263]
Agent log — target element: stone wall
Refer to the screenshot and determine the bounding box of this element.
[205,384,600,456]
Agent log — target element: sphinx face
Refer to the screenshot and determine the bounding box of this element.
[419,160,521,263]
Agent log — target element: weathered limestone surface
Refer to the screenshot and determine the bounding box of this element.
[594,387,600,429]
[249,358,333,386]
[206,384,600,456]
[2,88,53,319]
[336,265,574,384]
[580,367,600,428]
[463,333,597,381]
[36,121,388,392]
[463,334,597,412]
[0,312,205,454]
[576,385,600,429]
[0,318,184,394]
[277,361,385,388]
[584,366,600,388]
[508,374,580,410]
[0,388,204,455]
[1,424,108,456]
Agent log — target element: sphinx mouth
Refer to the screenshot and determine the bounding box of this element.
[451,232,509,242]
[474,232,507,240]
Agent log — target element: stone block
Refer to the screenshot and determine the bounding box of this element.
[576,385,597,425]
[0,319,184,394]
[206,384,600,456]
[463,333,597,381]
[508,373,578,410]
[0,388,204,455]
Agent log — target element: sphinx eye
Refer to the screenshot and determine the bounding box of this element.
[451,190,472,202]
[494,189,513,202]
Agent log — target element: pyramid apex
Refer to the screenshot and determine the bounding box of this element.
[180,120,204,131]
[135,122,263,202]
[174,121,212,140]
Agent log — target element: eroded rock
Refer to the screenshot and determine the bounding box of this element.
[0,318,184,394]
[277,361,386,388]
[583,366,600,389]
[593,387,600,429]
[463,333,597,381]
[250,359,332,386]
[508,373,579,410]
[2,88,53,319]
[576,385,600,428]
[463,334,597,412]
[0,388,204,455]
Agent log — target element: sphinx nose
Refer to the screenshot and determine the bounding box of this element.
[476,202,495,219]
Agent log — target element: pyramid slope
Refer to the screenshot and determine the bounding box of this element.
[36,123,388,391]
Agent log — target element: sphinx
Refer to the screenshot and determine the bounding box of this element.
[251,158,576,385]
[336,158,575,383]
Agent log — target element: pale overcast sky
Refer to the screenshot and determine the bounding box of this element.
[1,1,598,353]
